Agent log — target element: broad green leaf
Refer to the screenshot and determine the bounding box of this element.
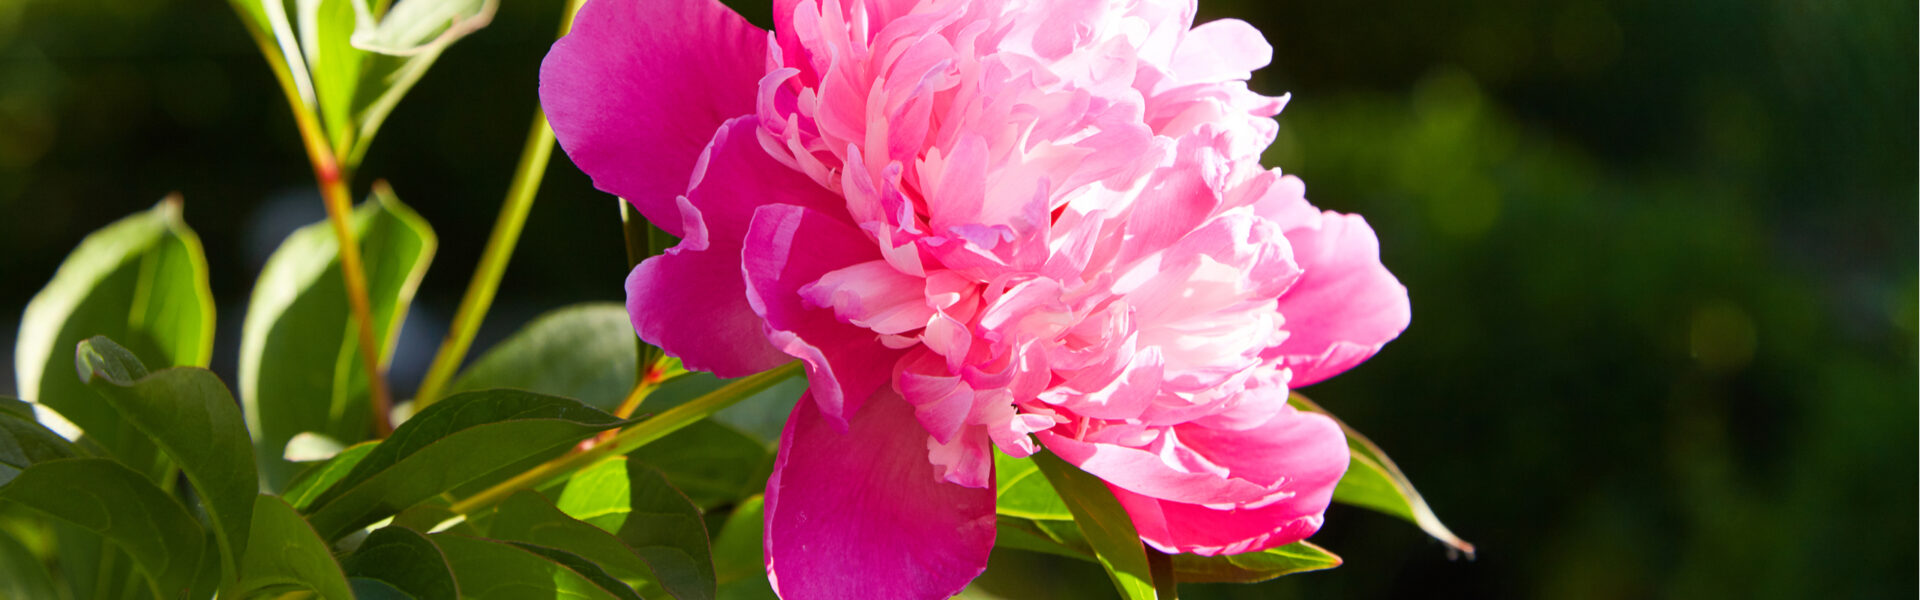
[0,396,82,486]
[303,390,629,539]
[507,542,645,600]
[350,576,418,599]
[0,458,204,597]
[431,534,625,600]
[710,495,777,600]
[553,458,718,600]
[1032,451,1156,600]
[1289,393,1474,556]
[76,336,258,581]
[344,526,458,600]
[630,420,772,509]
[992,516,1093,560]
[489,490,655,587]
[0,526,59,600]
[14,199,213,468]
[243,189,434,490]
[993,450,1072,521]
[447,303,638,411]
[284,441,378,510]
[1168,541,1342,583]
[234,494,354,599]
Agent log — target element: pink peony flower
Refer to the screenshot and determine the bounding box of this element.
[541,0,1410,597]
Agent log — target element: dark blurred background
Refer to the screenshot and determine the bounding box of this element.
[1,0,1913,598]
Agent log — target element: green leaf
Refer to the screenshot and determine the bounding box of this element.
[446,303,639,412]
[645,373,807,445]
[0,396,82,487]
[350,576,418,599]
[242,190,434,490]
[1168,541,1343,583]
[0,524,60,600]
[298,0,365,156]
[234,494,354,599]
[993,450,1072,521]
[284,441,378,510]
[1032,450,1156,600]
[431,533,626,600]
[341,0,497,164]
[1288,393,1474,556]
[303,390,629,539]
[506,542,645,600]
[553,458,718,600]
[75,336,259,582]
[343,526,458,600]
[14,199,213,469]
[0,458,204,597]
[709,495,777,600]
[488,490,655,587]
[630,420,772,509]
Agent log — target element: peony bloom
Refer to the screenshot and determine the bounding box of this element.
[541,0,1410,597]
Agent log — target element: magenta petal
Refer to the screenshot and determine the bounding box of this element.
[1111,408,1348,556]
[539,0,767,234]
[1272,212,1411,386]
[743,203,902,428]
[765,391,997,600]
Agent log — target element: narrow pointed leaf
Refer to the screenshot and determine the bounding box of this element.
[343,0,498,163]
[15,199,213,468]
[234,494,353,599]
[76,336,258,581]
[431,534,625,600]
[303,390,629,539]
[446,303,638,411]
[1288,393,1473,556]
[1168,542,1343,583]
[242,190,434,490]
[1032,450,1156,600]
[284,441,378,510]
[507,542,644,600]
[0,458,204,597]
[343,526,459,600]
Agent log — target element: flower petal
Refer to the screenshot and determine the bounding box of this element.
[765,390,997,600]
[540,0,767,234]
[1270,211,1411,386]
[743,203,902,428]
[1112,407,1348,556]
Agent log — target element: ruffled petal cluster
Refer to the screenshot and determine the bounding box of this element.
[541,0,1410,597]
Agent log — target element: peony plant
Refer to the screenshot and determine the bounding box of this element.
[0,0,1467,599]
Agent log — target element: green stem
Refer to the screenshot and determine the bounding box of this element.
[412,0,591,408]
[448,362,802,515]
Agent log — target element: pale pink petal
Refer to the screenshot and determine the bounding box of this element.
[1111,407,1348,556]
[743,203,903,428]
[800,260,934,335]
[540,0,766,233]
[1169,19,1271,84]
[1036,430,1271,505]
[1270,212,1410,386]
[765,391,996,600]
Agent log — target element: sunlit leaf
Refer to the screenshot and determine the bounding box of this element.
[447,303,638,412]
[284,441,378,510]
[14,199,212,471]
[994,450,1072,521]
[302,390,629,539]
[488,490,655,588]
[76,336,258,581]
[709,495,777,600]
[242,188,434,490]
[1031,451,1156,600]
[234,494,354,599]
[1289,393,1474,556]
[343,526,458,600]
[0,458,204,597]
[553,457,718,600]
[431,533,626,600]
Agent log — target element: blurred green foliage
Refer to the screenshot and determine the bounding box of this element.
[0,0,1912,598]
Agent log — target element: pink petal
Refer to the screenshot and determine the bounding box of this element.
[626,118,842,377]
[540,0,767,234]
[1270,211,1411,386]
[742,204,902,429]
[1035,430,1272,505]
[765,391,997,600]
[1111,408,1348,556]
[1170,19,1272,84]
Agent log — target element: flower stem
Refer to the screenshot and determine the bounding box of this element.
[411,0,590,409]
[449,361,802,516]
